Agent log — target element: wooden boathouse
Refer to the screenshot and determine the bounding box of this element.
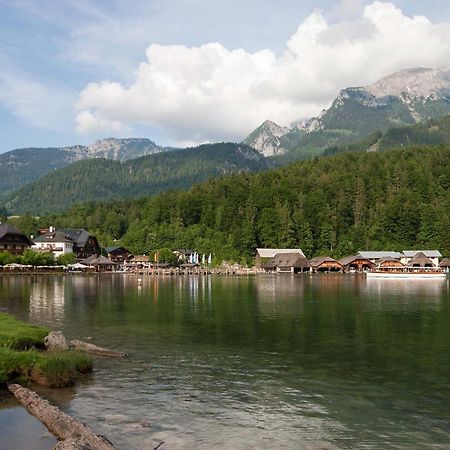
[309,257,344,273]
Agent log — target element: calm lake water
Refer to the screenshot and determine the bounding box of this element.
[1,274,450,449]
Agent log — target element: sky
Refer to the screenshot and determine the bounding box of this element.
[1,0,450,152]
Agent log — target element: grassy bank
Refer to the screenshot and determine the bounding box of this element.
[0,312,92,387]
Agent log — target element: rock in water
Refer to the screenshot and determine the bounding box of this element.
[44,331,69,351]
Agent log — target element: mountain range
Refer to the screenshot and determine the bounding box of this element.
[245,67,450,159]
[2,66,450,215]
[5,143,266,214]
[0,138,176,197]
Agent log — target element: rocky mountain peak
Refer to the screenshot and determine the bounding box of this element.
[364,67,450,99]
[243,120,291,157]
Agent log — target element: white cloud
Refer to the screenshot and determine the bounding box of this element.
[76,1,450,143]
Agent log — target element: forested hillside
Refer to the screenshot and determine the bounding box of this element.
[10,146,450,263]
[5,143,266,214]
[0,138,174,197]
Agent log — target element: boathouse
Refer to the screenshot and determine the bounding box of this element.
[376,257,405,269]
[358,251,403,264]
[401,250,442,267]
[264,252,310,273]
[256,248,306,269]
[339,255,374,272]
[0,224,33,255]
[439,258,450,273]
[407,252,435,268]
[309,257,344,273]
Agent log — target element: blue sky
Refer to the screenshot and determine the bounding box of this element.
[1,0,450,152]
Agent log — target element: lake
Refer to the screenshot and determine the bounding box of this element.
[0,274,450,449]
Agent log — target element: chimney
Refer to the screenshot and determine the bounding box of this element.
[49,226,55,233]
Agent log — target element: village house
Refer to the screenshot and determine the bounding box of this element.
[263,252,310,273]
[32,227,74,258]
[0,224,33,255]
[105,246,133,263]
[58,228,100,260]
[33,227,100,260]
[401,250,442,267]
[309,257,344,273]
[126,255,151,270]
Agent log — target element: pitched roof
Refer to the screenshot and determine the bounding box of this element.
[407,252,435,266]
[0,224,33,245]
[88,255,116,266]
[105,246,130,254]
[439,258,450,268]
[130,255,149,263]
[80,255,98,265]
[403,250,442,258]
[33,231,74,244]
[57,228,92,248]
[339,255,374,266]
[309,256,341,266]
[265,252,310,269]
[358,251,403,259]
[377,256,404,264]
[257,248,305,258]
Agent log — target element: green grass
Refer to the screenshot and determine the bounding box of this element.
[0,313,92,387]
[0,312,49,349]
[0,348,92,387]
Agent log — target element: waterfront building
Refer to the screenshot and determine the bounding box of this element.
[439,258,450,273]
[309,256,344,273]
[407,252,435,268]
[255,248,306,269]
[375,257,405,269]
[33,226,100,260]
[358,251,403,264]
[264,252,310,273]
[105,246,133,263]
[339,255,375,272]
[401,250,442,267]
[0,224,33,255]
[32,228,75,258]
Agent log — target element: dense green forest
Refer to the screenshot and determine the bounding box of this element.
[4,143,266,214]
[7,145,450,264]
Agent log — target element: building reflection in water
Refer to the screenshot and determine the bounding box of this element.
[29,276,66,324]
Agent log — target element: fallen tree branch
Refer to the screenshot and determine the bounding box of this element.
[8,384,117,450]
[71,340,126,358]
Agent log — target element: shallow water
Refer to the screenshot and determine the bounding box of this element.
[1,274,450,449]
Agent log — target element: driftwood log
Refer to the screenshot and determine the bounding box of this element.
[70,340,126,358]
[8,384,117,450]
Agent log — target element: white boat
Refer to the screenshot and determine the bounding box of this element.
[367,269,447,279]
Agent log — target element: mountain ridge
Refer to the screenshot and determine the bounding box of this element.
[245,66,450,157]
[0,137,177,197]
[4,142,267,214]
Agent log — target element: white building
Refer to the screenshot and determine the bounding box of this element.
[32,227,74,259]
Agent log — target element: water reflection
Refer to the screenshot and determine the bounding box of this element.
[29,276,66,323]
[0,274,449,449]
